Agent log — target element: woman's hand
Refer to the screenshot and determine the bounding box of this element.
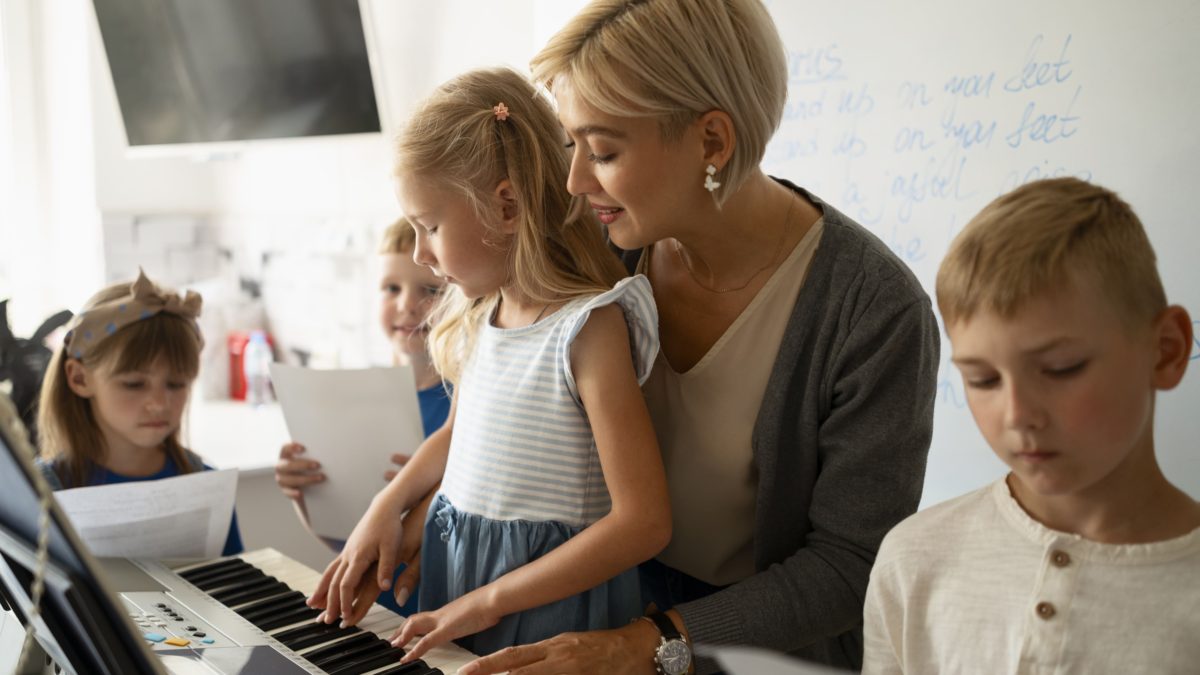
[306,491,407,627]
[458,621,660,675]
[390,591,500,663]
[274,442,324,500]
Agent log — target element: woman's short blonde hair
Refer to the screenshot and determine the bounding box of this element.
[379,217,416,255]
[937,177,1167,330]
[531,0,788,206]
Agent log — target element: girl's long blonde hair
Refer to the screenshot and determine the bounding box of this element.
[395,67,625,383]
[37,283,202,488]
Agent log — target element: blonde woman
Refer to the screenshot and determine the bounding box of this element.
[465,1,940,673]
[308,67,672,661]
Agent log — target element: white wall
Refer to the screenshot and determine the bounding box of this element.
[0,0,101,335]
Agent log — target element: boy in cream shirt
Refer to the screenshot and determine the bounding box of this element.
[863,177,1200,674]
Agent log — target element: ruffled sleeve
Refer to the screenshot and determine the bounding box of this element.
[561,275,660,405]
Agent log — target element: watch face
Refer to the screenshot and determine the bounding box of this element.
[657,639,692,675]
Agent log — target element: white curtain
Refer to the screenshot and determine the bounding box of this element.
[0,0,102,336]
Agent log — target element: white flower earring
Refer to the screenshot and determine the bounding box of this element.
[704,164,721,193]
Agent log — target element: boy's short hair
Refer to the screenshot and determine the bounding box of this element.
[379,217,416,255]
[937,177,1167,329]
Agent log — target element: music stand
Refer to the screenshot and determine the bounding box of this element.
[0,393,164,674]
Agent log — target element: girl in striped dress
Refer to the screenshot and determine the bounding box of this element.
[308,67,671,661]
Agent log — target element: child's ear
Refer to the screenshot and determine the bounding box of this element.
[492,179,520,234]
[63,359,96,398]
[1150,305,1194,391]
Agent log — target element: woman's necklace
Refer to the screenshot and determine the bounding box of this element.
[674,193,795,294]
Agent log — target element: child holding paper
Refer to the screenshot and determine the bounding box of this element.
[35,270,243,556]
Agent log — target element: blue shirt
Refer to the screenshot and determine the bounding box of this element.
[417,382,452,436]
[37,451,244,556]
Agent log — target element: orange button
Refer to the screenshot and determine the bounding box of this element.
[164,637,191,647]
[1050,550,1071,567]
[1035,602,1056,620]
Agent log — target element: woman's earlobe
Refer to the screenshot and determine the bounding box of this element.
[699,110,736,167]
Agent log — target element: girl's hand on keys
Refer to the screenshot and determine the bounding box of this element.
[391,591,500,663]
[307,492,406,626]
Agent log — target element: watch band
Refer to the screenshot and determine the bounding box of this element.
[646,612,683,642]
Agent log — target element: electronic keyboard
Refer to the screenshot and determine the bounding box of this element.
[104,548,476,675]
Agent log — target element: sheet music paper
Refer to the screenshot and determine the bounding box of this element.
[269,364,424,540]
[54,469,238,558]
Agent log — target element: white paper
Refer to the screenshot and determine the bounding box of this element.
[269,364,425,540]
[54,469,238,559]
[701,645,849,675]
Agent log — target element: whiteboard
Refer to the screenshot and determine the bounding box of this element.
[750,1,1200,504]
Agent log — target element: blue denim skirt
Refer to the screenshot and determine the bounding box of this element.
[419,493,643,656]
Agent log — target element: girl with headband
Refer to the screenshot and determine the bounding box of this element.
[36,270,242,556]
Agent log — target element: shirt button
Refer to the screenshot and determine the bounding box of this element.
[1050,550,1071,567]
[1036,601,1056,620]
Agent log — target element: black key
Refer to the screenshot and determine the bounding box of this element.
[211,576,285,600]
[242,600,310,626]
[303,632,381,667]
[239,594,308,622]
[189,566,268,592]
[276,623,361,651]
[185,626,196,631]
[192,632,206,638]
[222,585,294,609]
[178,558,252,581]
[274,620,347,643]
[372,662,438,675]
[187,562,267,588]
[237,590,306,618]
[310,638,392,671]
[326,648,405,675]
[253,606,322,631]
[183,559,257,581]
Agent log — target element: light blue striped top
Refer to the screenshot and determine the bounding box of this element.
[440,275,659,527]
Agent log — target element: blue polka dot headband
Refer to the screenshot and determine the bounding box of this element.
[63,269,204,361]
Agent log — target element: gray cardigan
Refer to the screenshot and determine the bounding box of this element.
[623,182,939,671]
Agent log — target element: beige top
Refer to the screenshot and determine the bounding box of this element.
[641,219,824,586]
[864,479,1200,674]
